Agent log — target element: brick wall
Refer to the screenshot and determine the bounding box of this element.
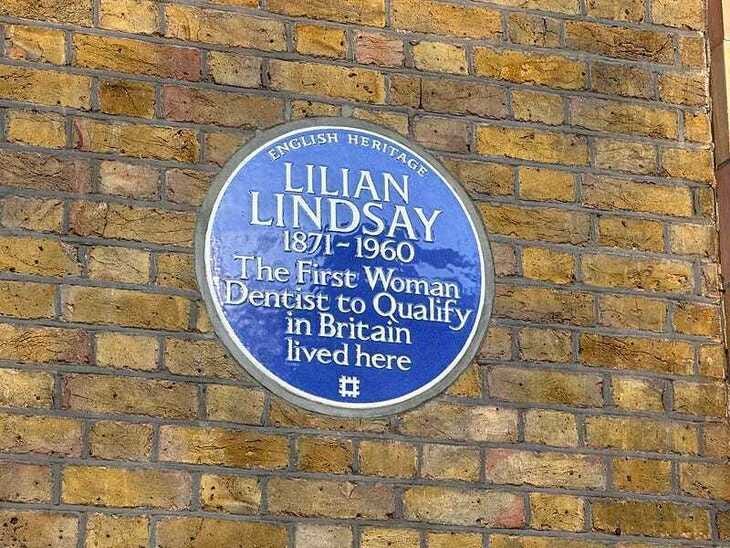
[0,0,727,546]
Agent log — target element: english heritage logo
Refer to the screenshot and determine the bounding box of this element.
[196,118,495,417]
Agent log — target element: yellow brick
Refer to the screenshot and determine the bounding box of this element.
[200,475,261,514]
[512,90,564,125]
[685,112,712,143]
[597,216,664,252]
[0,511,77,548]
[413,116,469,153]
[88,246,150,284]
[0,324,90,365]
[413,41,467,74]
[401,401,518,442]
[99,0,159,34]
[442,159,514,196]
[477,126,589,166]
[296,24,345,58]
[594,139,657,175]
[612,458,672,493]
[74,34,201,80]
[481,203,591,244]
[160,426,289,469]
[492,0,578,12]
[587,0,644,21]
[269,0,385,26]
[206,385,265,424]
[580,334,693,375]
[0,236,79,277]
[62,286,190,330]
[99,161,158,199]
[356,32,404,67]
[96,333,158,371]
[519,167,575,202]
[165,338,238,379]
[699,344,726,379]
[86,514,149,548]
[0,413,82,456]
[673,381,727,417]
[270,400,388,432]
[5,25,65,64]
[156,252,196,290]
[591,62,652,98]
[612,376,665,411]
[475,48,587,90]
[1,196,63,233]
[0,462,51,503]
[428,532,482,548]
[680,36,706,67]
[269,60,385,103]
[89,421,153,461]
[681,463,730,501]
[73,119,199,162]
[392,0,500,39]
[297,436,353,473]
[422,78,508,118]
[421,444,480,481]
[7,111,65,149]
[508,13,562,47]
[572,98,678,139]
[673,302,721,338]
[359,440,417,478]
[495,286,594,325]
[157,518,286,548]
[583,176,693,216]
[518,327,573,362]
[586,416,698,454]
[208,52,261,88]
[652,0,704,30]
[0,280,55,319]
[581,254,693,293]
[63,466,190,508]
[291,100,340,120]
[565,21,675,63]
[0,369,54,409]
[530,493,584,531]
[0,0,91,24]
[0,151,90,193]
[361,528,420,548]
[0,65,91,109]
[100,79,156,118]
[661,147,714,183]
[62,375,197,418]
[522,247,575,285]
[592,500,709,539]
[524,410,578,447]
[658,72,706,107]
[353,108,409,135]
[489,367,603,407]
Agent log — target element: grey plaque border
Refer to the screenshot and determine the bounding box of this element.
[195,117,495,418]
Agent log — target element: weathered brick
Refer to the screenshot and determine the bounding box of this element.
[512,90,565,125]
[269,0,385,26]
[673,381,727,417]
[594,139,657,175]
[156,252,196,290]
[486,449,605,489]
[0,65,91,109]
[442,159,513,196]
[421,444,480,481]
[591,62,652,98]
[477,126,589,166]
[495,286,594,325]
[508,13,561,47]
[207,385,265,424]
[89,421,153,461]
[585,416,698,454]
[0,236,79,277]
[268,478,394,518]
[587,0,644,21]
[88,246,150,284]
[685,112,712,143]
[392,0,501,39]
[69,201,196,246]
[572,98,677,139]
[0,151,90,193]
[7,111,65,149]
[63,286,190,330]
[705,424,730,458]
[413,116,469,153]
[0,324,90,365]
[96,333,158,371]
[565,21,675,63]
[658,72,706,107]
[681,464,730,501]
[360,440,417,478]
[62,375,197,418]
[0,196,63,236]
[522,248,575,285]
[679,36,706,67]
[481,204,590,244]
[353,108,409,134]
[592,500,710,539]
[412,41,467,74]
[581,254,693,293]
[0,462,51,503]
[427,532,482,548]
[269,399,388,433]
[163,86,284,129]
[580,334,693,374]
[530,493,584,532]
[63,466,190,508]
[597,216,664,252]
[673,302,721,338]
[269,60,385,103]
[403,486,524,527]
[297,525,353,548]
[356,32,404,67]
[612,458,672,494]
[493,244,519,277]
[99,0,159,34]
[479,327,513,360]
[652,0,704,30]
[489,368,603,407]
[208,52,261,88]
[698,344,726,379]
[0,0,91,25]
[157,518,286,548]
[296,24,346,58]
[200,474,261,514]
[612,376,665,411]
[165,338,238,379]
[297,436,352,473]
[99,79,156,118]
[660,148,714,183]
[447,363,482,398]
[519,167,575,202]
[0,414,81,456]
[583,176,693,217]
[401,401,517,442]
[99,161,158,199]
[492,0,578,12]
[0,280,55,319]
[0,511,77,548]
[85,514,149,548]
[475,48,587,90]
[160,426,289,469]
[423,78,506,119]
[361,528,420,548]
[73,119,199,162]
[524,409,578,447]
[518,327,572,362]
[74,34,201,80]
[0,369,53,409]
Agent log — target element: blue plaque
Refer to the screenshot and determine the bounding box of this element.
[196,118,494,417]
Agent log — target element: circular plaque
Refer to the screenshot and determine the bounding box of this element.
[196,118,495,417]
